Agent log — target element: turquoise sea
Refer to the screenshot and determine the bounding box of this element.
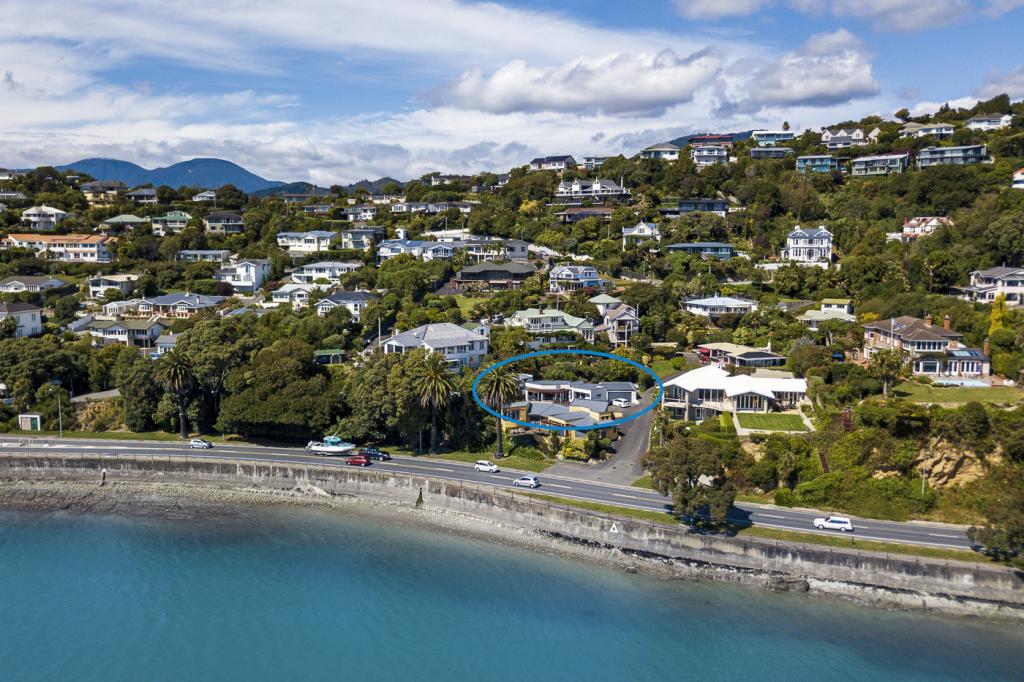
[1,506,1022,681]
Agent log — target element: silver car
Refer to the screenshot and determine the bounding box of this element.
[512,475,540,488]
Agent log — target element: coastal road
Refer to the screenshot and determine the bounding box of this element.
[0,436,975,551]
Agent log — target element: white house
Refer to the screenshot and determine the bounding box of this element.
[86,318,165,348]
[137,293,225,318]
[0,303,43,337]
[621,221,661,248]
[152,211,192,236]
[781,226,832,266]
[555,178,629,200]
[192,190,217,202]
[965,113,1012,131]
[2,234,114,263]
[291,261,362,284]
[340,227,386,251]
[597,302,640,347]
[213,259,272,292]
[269,283,320,309]
[797,299,856,329]
[0,275,64,293]
[529,155,576,171]
[685,295,758,319]
[85,274,141,299]
[751,130,796,146]
[506,308,595,343]
[1013,168,1024,190]
[178,249,232,263]
[886,216,954,243]
[961,267,1024,306]
[690,144,729,167]
[21,205,67,230]
[549,265,604,292]
[900,122,955,139]
[663,365,807,421]
[383,322,490,371]
[275,230,339,256]
[820,127,881,150]
[640,143,680,160]
[315,291,378,322]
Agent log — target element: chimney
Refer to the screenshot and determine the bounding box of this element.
[943,315,951,330]
[924,314,933,327]
[984,337,990,357]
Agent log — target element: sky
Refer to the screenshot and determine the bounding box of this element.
[1,0,1023,184]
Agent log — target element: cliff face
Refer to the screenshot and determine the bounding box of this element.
[913,439,1001,488]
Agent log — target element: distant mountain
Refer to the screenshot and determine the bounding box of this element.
[251,176,405,198]
[56,157,286,193]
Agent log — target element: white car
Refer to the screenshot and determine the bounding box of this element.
[813,515,854,532]
[189,438,212,449]
[611,398,631,408]
[475,460,500,473]
[512,475,540,488]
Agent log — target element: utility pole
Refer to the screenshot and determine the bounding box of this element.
[57,389,63,438]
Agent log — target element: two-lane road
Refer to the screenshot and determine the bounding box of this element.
[0,436,975,550]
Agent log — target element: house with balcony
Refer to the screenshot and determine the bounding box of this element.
[275,230,340,256]
[886,216,954,243]
[691,144,729,167]
[555,178,630,201]
[136,293,226,318]
[663,365,808,421]
[125,188,157,204]
[291,261,362,284]
[596,302,639,347]
[0,190,27,202]
[797,299,855,329]
[455,261,536,291]
[549,265,604,292]
[382,322,490,371]
[965,113,1012,131]
[581,156,610,170]
[340,204,379,221]
[302,204,333,215]
[640,143,680,160]
[820,127,880,150]
[204,211,245,234]
[621,221,661,248]
[85,318,165,348]
[1014,168,1024,190]
[900,122,955,139]
[696,342,786,368]
[862,315,989,378]
[781,226,832,267]
[177,249,231,263]
[269,283,320,309]
[2,234,114,263]
[81,180,124,206]
[503,398,620,440]
[750,147,794,159]
[0,275,65,293]
[192,190,217,202]
[751,130,796,146]
[917,144,990,168]
[21,205,68,230]
[961,267,1024,306]
[665,242,736,259]
[340,227,386,251]
[850,153,909,177]
[0,303,43,337]
[315,291,378,322]
[666,198,730,219]
[528,155,576,172]
[506,308,595,344]
[86,274,141,299]
[796,155,842,174]
[152,211,192,236]
[685,295,757,319]
[213,259,271,292]
[555,206,613,224]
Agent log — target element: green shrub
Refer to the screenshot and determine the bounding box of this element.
[774,488,797,507]
[510,445,546,461]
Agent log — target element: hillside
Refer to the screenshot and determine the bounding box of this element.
[56,157,285,193]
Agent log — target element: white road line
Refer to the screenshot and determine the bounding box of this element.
[612,493,660,502]
[758,513,787,519]
[394,463,456,472]
[545,484,573,489]
[928,533,961,539]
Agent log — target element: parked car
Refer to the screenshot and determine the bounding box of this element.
[359,448,391,461]
[346,454,372,467]
[475,460,499,473]
[189,438,212,449]
[512,475,540,488]
[611,398,631,408]
[813,515,853,532]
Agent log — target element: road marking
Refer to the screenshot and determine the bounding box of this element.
[394,463,455,472]
[545,484,573,489]
[928,533,961,539]
[612,493,660,502]
[759,513,787,519]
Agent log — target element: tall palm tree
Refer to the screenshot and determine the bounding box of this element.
[156,349,195,438]
[413,352,457,454]
[477,364,521,459]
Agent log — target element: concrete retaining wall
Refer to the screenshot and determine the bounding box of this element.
[3,452,1023,614]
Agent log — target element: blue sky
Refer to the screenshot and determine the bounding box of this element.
[1,0,1022,183]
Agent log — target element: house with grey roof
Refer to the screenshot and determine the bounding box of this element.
[862,315,989,379]
[621,221,661,248]
[639,142,679,160]
[203,211,245,234]
[0,275,65,293]
[125,188,157,204]
[383,322,490,370]
[961,267,1024,306]
[506,308,595,344]
[85,318,166,347]
[0,302,43,337]
[781,226,832,266]
[315,291,378,322]
[549,265,604,292]
[291,261,362,284]
[275,230,340,256]
[529,155,576,171]
[455,261,536,291]
[965,114,1012,131]
[137,293,225,318]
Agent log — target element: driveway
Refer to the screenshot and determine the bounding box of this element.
[544,388,655,485]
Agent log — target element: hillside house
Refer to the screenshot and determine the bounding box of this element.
[850,153,909,177]
[781,226,832,266]
[152,211,192,236]
[917,145,990,168]
[0,303,43,337]
[21,205,68,230]
[2,234,114,263]
[86,274,141,299]
[549,265,604,292]
[961,267,1024,306]
[291,261,362,284]
[506,308,595,344]
[751,130,796,146]
[0,275,65,293]
[455,262,536,291]
[862,315,989,379]
[965,113,1012,131]
[383,322,490,371]
[529,155,576,172]
[204,211,245,234]
[275,230,339,256]
[663,365,807,421]
[213,259,272,292]
[621,221,661,248]
[315,291,378,322]
[640,143,680,160]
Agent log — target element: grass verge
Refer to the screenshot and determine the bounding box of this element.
[418,449,554,473]
[892,382,1024,405]
[631,475,654,489]
[736,413,807,431]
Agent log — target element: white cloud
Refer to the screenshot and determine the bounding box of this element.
[984,0,1024,16]
[717,29,879,114]
[975,65,1024,99]
[827,0,971,31]
[908,96,980,117]
[674,0,773,19]
[442,49,723,116]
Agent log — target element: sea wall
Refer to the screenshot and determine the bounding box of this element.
[2,452,1022,618]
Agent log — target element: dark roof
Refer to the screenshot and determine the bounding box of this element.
[458,262,536,275]
[0,302,42,313]
[531,155,575,164]
[863,316,962,342]
[205,211,243,220]
[321,291,379,304]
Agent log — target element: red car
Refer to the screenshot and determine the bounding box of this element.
[345,454,372,467]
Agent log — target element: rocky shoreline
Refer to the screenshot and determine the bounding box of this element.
[2,476,1021,622]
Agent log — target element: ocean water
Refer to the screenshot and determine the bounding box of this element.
[1,507,1022,681]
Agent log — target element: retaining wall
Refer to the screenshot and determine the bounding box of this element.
[2,452,1022,615]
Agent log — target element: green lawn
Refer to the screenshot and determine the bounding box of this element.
[892,382,1024,405]
[454,295,488,318]
[631,475,655,489]
[650,359,686,379]
[736,413,807,432]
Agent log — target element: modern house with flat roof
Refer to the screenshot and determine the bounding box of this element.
[751,130,796,146]
[685,295,758,319]
[797,299,855,329]
[213,259,271,292]
[178,249,231,263]
[797,155,842,174]
[666,242,736,259]
[85,274,141,299]
[690,145,729,167]
[900,122,955,139]
[455,262,536,291]
[291,261,362,284]
[917,145,989,168]
[750,146,794,159]
[203,211,245,234]
[697,342,786,368]
[850,153,909,177]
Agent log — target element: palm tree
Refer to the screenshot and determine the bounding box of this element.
[477,364,521,459]
[413,352,457,454]
[156,349,195,438]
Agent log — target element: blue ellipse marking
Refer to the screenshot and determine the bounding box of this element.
[471,349,665,433]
